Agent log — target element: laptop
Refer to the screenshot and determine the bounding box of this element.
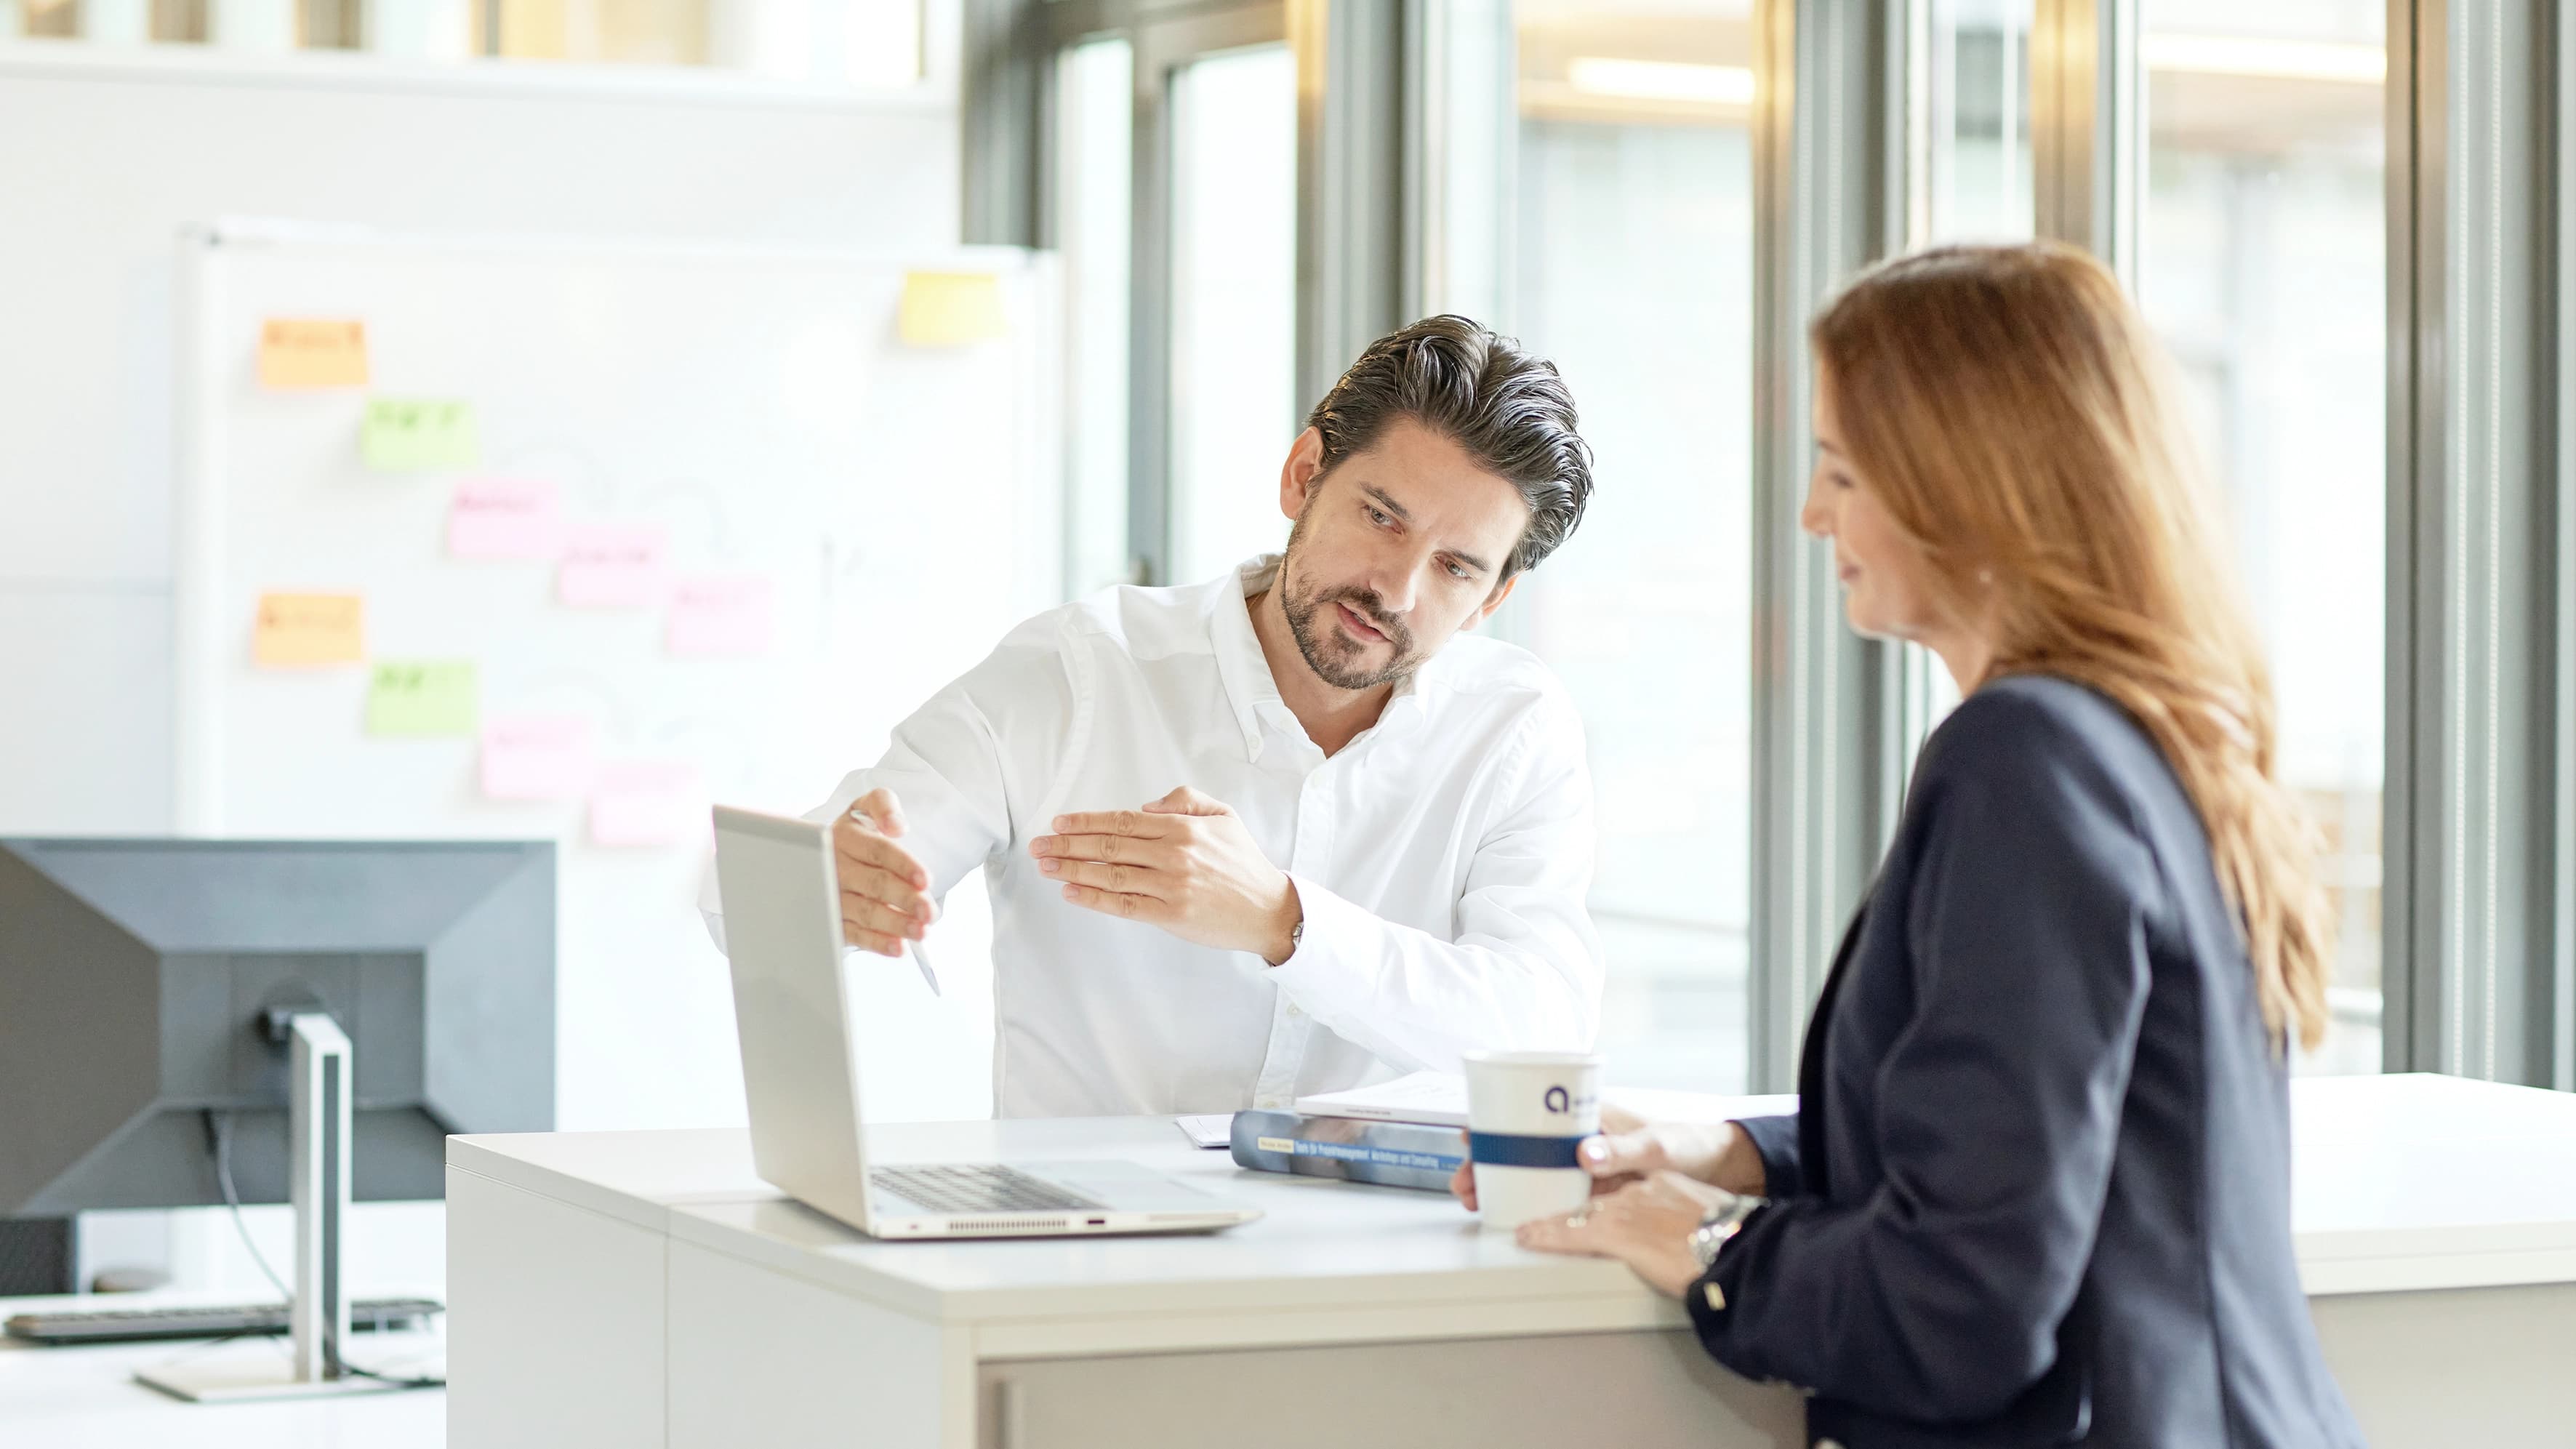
[710,804,1261,1240]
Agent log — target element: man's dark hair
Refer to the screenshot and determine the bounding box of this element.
[1301,315,1593,580]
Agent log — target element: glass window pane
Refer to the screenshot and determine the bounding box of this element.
[1057,36,1135,598]
[1166,43,1297,584]
[1927,0,2036,242]
[2140,1,2386,1074]
[1509,0,1754,1092]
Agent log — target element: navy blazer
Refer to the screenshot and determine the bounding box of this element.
[1688,676,2365,1448]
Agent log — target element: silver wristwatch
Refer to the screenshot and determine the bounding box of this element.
[1688,1190,1765,1272]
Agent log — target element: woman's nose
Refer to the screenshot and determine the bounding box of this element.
[1799,483,1831,539]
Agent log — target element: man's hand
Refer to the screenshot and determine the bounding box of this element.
[833,787,936,958]
[1029,786,1302,961]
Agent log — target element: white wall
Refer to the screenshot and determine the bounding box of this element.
[0,44,960,1293]
[0,49,959,832]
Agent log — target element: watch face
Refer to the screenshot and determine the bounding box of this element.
[1691,1224,1726,1270]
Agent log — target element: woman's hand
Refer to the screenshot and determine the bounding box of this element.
[1514,1171,1730,1298]
[1450,1102,1650,1210]
[1448,1106,1766,1211]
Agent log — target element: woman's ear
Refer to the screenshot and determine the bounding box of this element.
[1280,428,1326,521]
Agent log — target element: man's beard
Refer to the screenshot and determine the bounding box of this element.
[1277,510,1422,691]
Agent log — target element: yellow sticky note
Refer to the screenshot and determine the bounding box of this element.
[258,319,369,389]
[253,593,364,667]
[899,271,1006,347]
[366,660,478,737]
[362,398,481,472]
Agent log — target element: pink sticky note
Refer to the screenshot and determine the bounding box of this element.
[666,575,777,658]
[448,478,564,561]
[479,715,597,800]
[558,524,670,608]
[587,760,705,847]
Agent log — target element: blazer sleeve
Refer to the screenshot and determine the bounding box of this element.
[1685,705,2159,1424]
[1734,1113,1803,1200]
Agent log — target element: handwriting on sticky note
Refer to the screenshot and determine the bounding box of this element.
[480,714,596,800]
[449,478,564,560]
[558,524,670,608]
[667,575,777,658]
[366,660,478,736]
[259,319,369,389]
[589,761,705,847]
[253,593,364,667]
[362,398,480,472]
[899,271,1006,347]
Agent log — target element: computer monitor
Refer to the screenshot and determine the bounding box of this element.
[0,838,555,1221]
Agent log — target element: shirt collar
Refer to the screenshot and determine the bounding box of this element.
[1207,554,1443,761]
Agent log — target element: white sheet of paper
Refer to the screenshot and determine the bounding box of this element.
[1173,1114,1235,1149]
[1292,1070,1469,1127]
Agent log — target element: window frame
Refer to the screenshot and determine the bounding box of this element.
[970,0,2576,1091]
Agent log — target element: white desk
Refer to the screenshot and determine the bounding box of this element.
[0,1291,445,1448]
[446,1074,2576,1449]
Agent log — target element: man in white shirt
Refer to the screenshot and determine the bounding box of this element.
[706,316,1603,1117]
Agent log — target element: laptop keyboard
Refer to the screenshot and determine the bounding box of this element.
[872,1164,1105,1216]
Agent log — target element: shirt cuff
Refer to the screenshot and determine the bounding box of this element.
[1263,874,1378,1017]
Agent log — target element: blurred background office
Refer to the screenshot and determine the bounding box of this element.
[0,0,2565,1312]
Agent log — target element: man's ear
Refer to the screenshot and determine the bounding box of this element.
[1468,571,1520,628]
[1280,427,1326,521]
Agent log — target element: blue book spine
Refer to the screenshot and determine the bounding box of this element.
[1227,1109,1466,1192]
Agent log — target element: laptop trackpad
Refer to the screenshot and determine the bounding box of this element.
[1027,1160,1224,1209]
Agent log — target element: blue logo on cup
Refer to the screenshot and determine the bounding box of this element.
[1544,1085,1570,1115]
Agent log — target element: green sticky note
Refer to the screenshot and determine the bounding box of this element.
[367,660,478,736]
[361,398,481,471]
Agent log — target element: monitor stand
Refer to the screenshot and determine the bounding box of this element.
[134,1013,438,1402]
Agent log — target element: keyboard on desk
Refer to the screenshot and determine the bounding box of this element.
[4,1296,443,1346]
[872,1163,1104,1215]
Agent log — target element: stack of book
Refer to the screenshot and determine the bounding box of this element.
[1227,1072,1472,1192]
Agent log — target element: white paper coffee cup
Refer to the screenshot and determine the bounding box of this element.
[1463,1049,1602,1232]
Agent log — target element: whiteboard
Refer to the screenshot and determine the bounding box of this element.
[174,220,1062,1130]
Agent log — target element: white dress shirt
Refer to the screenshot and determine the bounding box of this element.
[702,556,1603,1117]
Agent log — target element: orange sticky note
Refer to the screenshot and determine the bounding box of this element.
[258,320,369,389]
[253,593,364,667]
[898,272,1006,347]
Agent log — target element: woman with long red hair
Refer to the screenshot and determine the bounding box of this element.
[1464,243,2364,1447]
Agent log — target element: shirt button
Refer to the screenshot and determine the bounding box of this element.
[1285,1000,1307,1021]
[1254,1093,1288,1109]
